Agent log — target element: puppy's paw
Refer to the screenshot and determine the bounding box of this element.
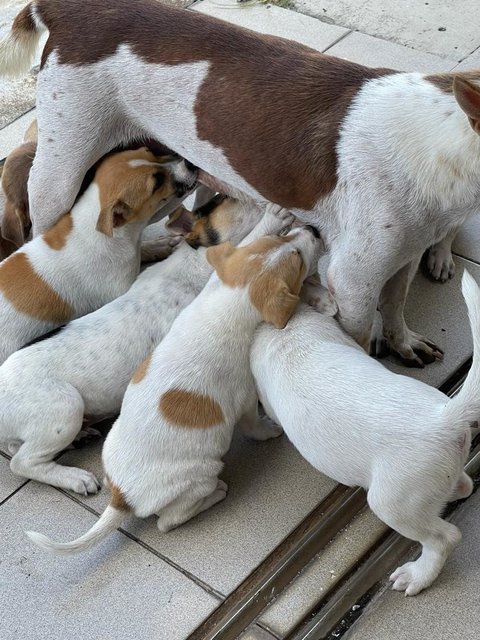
[261,204,295,235]
[63,468,101,496]
[244,415,284,441]
[301,278,338,316]
[141,236,182,263]
[426,244,455,283]
[390,561,432,596]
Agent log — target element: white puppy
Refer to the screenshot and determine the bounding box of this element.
[250,272,480,596]
[0,196,264,494]
[0,147,195,364]
[27,207,323,554]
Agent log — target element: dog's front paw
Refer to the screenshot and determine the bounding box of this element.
[427,244,455,283]
[141,236,182,263]
[388,329,444,368]
[244,415,284,441]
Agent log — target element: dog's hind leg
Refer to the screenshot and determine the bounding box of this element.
[9,387,100,494]
[156,478,228,533]
[378,256,444,367]
[238,394,283,441]
[368,482,461,596]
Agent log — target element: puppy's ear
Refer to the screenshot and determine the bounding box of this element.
[166,205,195,234]
[206,241,235,274]
[453,77,480,134]
[254,278,300,329]
[1,202,28,248]
[96,200,132,237]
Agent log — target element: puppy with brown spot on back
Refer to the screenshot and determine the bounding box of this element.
[0,147,196,365]
[27,206,324,555]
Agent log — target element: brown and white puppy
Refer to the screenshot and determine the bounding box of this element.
[0,147,196,364]
[26,206,324,554]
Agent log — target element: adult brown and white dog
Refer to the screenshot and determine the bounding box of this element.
[1,0,480,365]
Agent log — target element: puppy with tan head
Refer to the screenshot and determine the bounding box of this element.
[0,195,266,494]
[0,147,196,364]
[27,206,323,554]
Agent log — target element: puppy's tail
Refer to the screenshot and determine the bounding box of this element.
[442,269,480,428]
[26,489,130,555]
[0,2,46,77]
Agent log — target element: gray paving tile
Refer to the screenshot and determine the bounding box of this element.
[384,257,480,388]
[295,0,479,61]
[0,109,35,158]
[58,429,337,596]
[193,0,348,52]
[324,30,453,72]
[452,212,480,264]
[0,482,219,640]
[239,624,278,640]
[260,508,387,637]
[343,490,480,640]
[453,47,480,71]
[0,453,27,503]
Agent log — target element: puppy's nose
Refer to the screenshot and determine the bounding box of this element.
[304,224,320,239]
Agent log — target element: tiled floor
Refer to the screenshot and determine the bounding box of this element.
[2,1,480,639]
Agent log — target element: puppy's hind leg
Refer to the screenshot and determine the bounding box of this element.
[9,387,100,494]
[238,395,283,441]
[368,482,460,596]
[156,478,228,533]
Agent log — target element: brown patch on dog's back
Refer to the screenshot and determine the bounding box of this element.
[160,389,224,428]
[43,213,73,250]
[0,252,73,323]
[131,352,152,384]
[31,0,397,210]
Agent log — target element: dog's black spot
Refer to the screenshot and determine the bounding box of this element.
[384,223,392,229]
[194,193,227,218]
[305,224,320,238]
[205,221,220,246]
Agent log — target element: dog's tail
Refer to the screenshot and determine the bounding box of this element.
[0,2,46,77]
[442,269,480,428]
[26,485,130,555]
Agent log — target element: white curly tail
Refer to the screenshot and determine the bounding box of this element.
[25,504,126,556]
[0,2,45,77]
[442,269,480,428]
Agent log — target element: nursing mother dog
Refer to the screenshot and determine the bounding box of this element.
[3,0,480,366]
[27,207,323,551]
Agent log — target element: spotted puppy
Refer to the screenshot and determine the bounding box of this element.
[0,147,195,364]
[250,272,480,596]
[27,206,323,554]
[0,196,264,494]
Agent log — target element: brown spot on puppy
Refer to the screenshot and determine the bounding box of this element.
[20,0,397,209]
[0,252,73,323]
[426,71,480,94]
[207,235,306,328]
[106,476,131,511]
[160,389,224,428]
[94,148,177,237]
[43,213,73,250]
[131,352,152,384]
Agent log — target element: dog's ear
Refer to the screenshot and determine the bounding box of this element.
[1,201,28,248]
[453,77,480,134]
[253,277,300,329]
[96,200,132,237]
[166,205,195,234]
[206,241,235,274]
